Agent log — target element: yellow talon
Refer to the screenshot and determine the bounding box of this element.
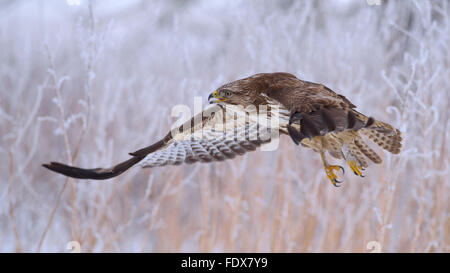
[348,160,364,177]
[325,165,345,187]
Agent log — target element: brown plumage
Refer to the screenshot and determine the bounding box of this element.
[43,72,402,186]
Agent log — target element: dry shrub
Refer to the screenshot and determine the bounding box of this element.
[1,0,448,252]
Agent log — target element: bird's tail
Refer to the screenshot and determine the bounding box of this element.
[361,121,402,155]
[352,110,402,157]
[339,117,401,174]
[339,131,383,167]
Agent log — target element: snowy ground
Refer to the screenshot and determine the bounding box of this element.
[0,0,448,252]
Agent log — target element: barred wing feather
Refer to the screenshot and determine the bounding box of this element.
[139,104,275,168]
[42,104,278,180]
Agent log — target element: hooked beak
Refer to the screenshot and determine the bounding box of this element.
[208,90,227,104]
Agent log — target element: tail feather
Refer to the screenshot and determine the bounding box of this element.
[354,138,382,164]
[347,140,369,168]
[352,110,402,155]
[361,121,402,154]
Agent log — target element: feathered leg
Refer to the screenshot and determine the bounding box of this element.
[319,149,345,187]
[342,141,366,178]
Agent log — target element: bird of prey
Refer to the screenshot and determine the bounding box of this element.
[43,72,402,186]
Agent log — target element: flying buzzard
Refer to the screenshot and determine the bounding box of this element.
[43,72,402,186]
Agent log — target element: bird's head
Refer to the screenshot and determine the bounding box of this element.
[208,88,232,104]
[208,78,257,106]
[208,73,297,107]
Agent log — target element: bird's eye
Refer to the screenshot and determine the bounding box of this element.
[220,90,232,97]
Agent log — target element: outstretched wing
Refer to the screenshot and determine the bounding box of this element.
[43,104,277,180]
[135,104,275,168]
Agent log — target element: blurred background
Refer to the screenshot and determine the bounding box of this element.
[0,0,448,252]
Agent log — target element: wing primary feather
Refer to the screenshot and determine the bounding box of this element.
[129,135,171,157]
[43,136,169,180]
[42,156,144,180]
[320,108,336,132]
[300,115,320,139]
[346,111,357,129]
[287,125,302,145]
[365,117,375,128]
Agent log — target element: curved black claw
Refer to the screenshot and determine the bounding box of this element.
[325,165,345,188]
[348,160,365,178]
[332,179,342,187]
